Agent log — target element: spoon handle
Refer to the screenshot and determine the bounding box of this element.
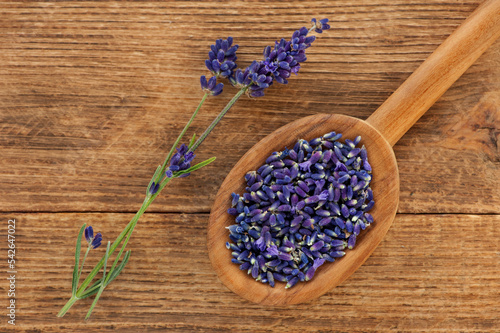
[366,0,500,147]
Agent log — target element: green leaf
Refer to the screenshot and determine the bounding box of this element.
[79,250,131,300]
[175,157,216,176]
[72,224,86,296]
[78,279,102,299]
[106,250,131,286]
[85,241,110,320]
[188,133,197,149]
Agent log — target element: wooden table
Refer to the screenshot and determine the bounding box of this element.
[1,1,499,332]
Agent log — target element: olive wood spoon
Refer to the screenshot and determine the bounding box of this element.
[207,0,500,305]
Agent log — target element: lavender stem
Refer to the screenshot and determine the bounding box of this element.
[189,87,247,153]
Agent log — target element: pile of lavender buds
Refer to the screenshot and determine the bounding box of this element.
[226,132,375,289]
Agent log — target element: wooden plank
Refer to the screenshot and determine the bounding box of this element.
[0,213,498,332]
[0,1,498,214]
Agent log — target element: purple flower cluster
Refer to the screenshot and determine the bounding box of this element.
[226,131,374,288]
[84,226,102,249]
[202,18,330,98]
[201,37,239,96]
[205,37,238,78]
[166,144,196,178]
[200,76,223,96]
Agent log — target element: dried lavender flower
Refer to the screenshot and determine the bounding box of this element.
[226,131,374,289]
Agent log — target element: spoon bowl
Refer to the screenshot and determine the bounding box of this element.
[207,0,500,305]
[207,114,399,305]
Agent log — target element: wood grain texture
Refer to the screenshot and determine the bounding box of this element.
[0,213,499,332]
[367,0,500,146]
[0,0,498,214]
[0,0,498,331]
[208,114,400,305]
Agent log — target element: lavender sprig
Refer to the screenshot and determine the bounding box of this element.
[58,17,330,320]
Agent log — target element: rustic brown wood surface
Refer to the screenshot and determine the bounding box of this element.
[0,0,499,332]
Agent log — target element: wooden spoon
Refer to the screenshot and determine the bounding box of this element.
[207,0,500,305]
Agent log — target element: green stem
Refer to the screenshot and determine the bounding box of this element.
[77,245,91,284]
[75,197,151,297]
[158,93,208,178]
[189,87,247,153]
[57,295,79,318]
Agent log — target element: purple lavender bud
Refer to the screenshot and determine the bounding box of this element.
[350,175,358,187]
[347,148,361,158]
[352,210,363,221]
[266,259,281,267]
[334,217,345,229]
[330,240,346,248]
[260,165,274,178]
[329,251,345,258]
[318,190,328,201]
[310,240,324,252]
[346,199,357,207]
[285,276,299,289]
[334,146,344,160]
[353,222,361,236]
[302,219,314,229]
[245,171,256,186]
[319,217,332,226]
[84,226,93,243]
[268,214,277,227]
[344,139,356,149]
[346,220,354,233]
[363,159,372,172]
[364,200,375,211]
[90,232,102,249]
[333,188,341,202]
[278,252,293,261]
[367,188,374,201]
[291,215,303,227]
[290,164,299,179]
[304,195,319,204]
[251,262,259,279]
[239,262,251,271]
[296,200,306,210]
[299,228,312,236]
[347,234,356,249]
[353,181,366,192]
[337,174,350,184]
[322,150,332,163]
[341,204,349,218]
[305,265,316,281]
[324,228,338,238]
[267,271,275,288]
[316,210,330,217]
[273,273,287,282]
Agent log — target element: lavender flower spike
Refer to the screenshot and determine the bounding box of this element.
[205,36,239,78]
[84,226,102,249]
[166,143,196,178]
[201,75,223,96]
